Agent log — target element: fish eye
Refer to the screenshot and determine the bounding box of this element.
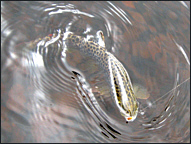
[126,110,129,113]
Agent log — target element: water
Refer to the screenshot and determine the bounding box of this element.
[1,1,190,142]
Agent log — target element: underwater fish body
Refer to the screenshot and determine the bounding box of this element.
[64,32,139,122]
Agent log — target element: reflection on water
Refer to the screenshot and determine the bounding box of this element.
[1,1,190,142]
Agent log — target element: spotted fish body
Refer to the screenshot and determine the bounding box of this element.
[65,32,139,122]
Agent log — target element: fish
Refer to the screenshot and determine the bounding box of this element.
[64,31,139,122]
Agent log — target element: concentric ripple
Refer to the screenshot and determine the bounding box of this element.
[1,1,190,142]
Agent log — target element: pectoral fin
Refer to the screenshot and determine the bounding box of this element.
[133,84,150,99]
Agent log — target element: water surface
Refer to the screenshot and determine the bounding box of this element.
[1,1,190,142]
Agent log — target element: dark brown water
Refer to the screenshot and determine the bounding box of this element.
[1,1,190,142]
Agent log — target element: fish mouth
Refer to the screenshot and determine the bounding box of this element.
[125,109,138,122]
[127,117,133,121]
[126,115,137,122]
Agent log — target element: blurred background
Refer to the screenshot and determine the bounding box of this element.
[1,1,190,142]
